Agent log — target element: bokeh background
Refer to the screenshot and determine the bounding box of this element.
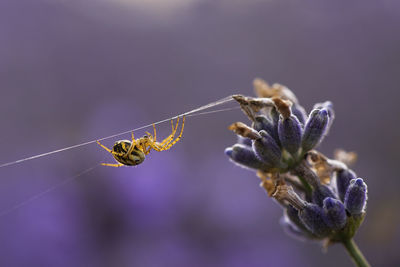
[1,1,399,266]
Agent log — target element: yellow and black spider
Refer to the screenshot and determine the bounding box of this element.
[97,116,185,167]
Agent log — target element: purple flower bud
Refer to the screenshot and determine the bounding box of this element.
[301,109,329,152]
[225,144,269,170]
[278,115,302,155]
[313,101,335,130]
[292,104,307,125]
[252,115,280,145]
[336,169,356,201]
[312,185,336,207]
[299,203,331,237]
[344,178,368,215]
[237,136,252,147]
[323,197,347,230]
[252,130,282,166]
[313,101,334,120]
[285,205,313,235]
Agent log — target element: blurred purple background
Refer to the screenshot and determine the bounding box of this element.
[1,1,399,266]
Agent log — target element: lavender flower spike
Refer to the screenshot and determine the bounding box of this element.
[302,108,330,152]
[344,178,368,215]
[226,79,371,267]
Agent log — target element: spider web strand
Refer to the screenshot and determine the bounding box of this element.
[0,96,237,168]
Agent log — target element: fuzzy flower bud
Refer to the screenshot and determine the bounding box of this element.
[278,115,303,155]
[312,185,336,207]
[252,130,282,167]
[336,169,356,201]
[313,101,335,130]
[237,136,252,147]
[285,205,313,235]
[344,178,368,215]
[225,144,269,170]
[252,115,280,145]
[302,108,329,152]
[323,197,347,230]
[292,104,307,125]
[299,203,331,237]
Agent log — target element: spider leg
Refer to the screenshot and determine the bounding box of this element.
[149,117,183,152]
[97,140,126,158]
[152,123,157,142]
[131,131,135,142]
[148,142,163,152]
[161,116,185,151]
[157,117,180,148]
[137,137,155,155]
[101,163,125,167]
[138,138,154,155]
[97,140,112,153]
[123,132,138,156]
[137,138,149,154]
[145,144,152,154]
[144,133,154,145]
[158,119,174,145]
[147,136,166,152]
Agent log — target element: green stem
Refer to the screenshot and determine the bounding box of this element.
[342,239,370,267]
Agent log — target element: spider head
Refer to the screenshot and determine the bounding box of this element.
[112,140,145,166]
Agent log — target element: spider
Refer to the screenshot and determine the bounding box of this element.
[96,116,185,167]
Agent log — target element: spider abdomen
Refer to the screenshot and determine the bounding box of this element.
[112,140,145,166]
[113,152,145,166]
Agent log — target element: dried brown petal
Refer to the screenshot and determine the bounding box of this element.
[232,94,274,114]
[272,181,306,210]
[232,95,256,121]
[307,150,347,184]
[228,122,261,140]
[272,97,292,119]
[253,78,272,98]
[271,83,299,104]
[257,171,277,196]
[253,78,299,104]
